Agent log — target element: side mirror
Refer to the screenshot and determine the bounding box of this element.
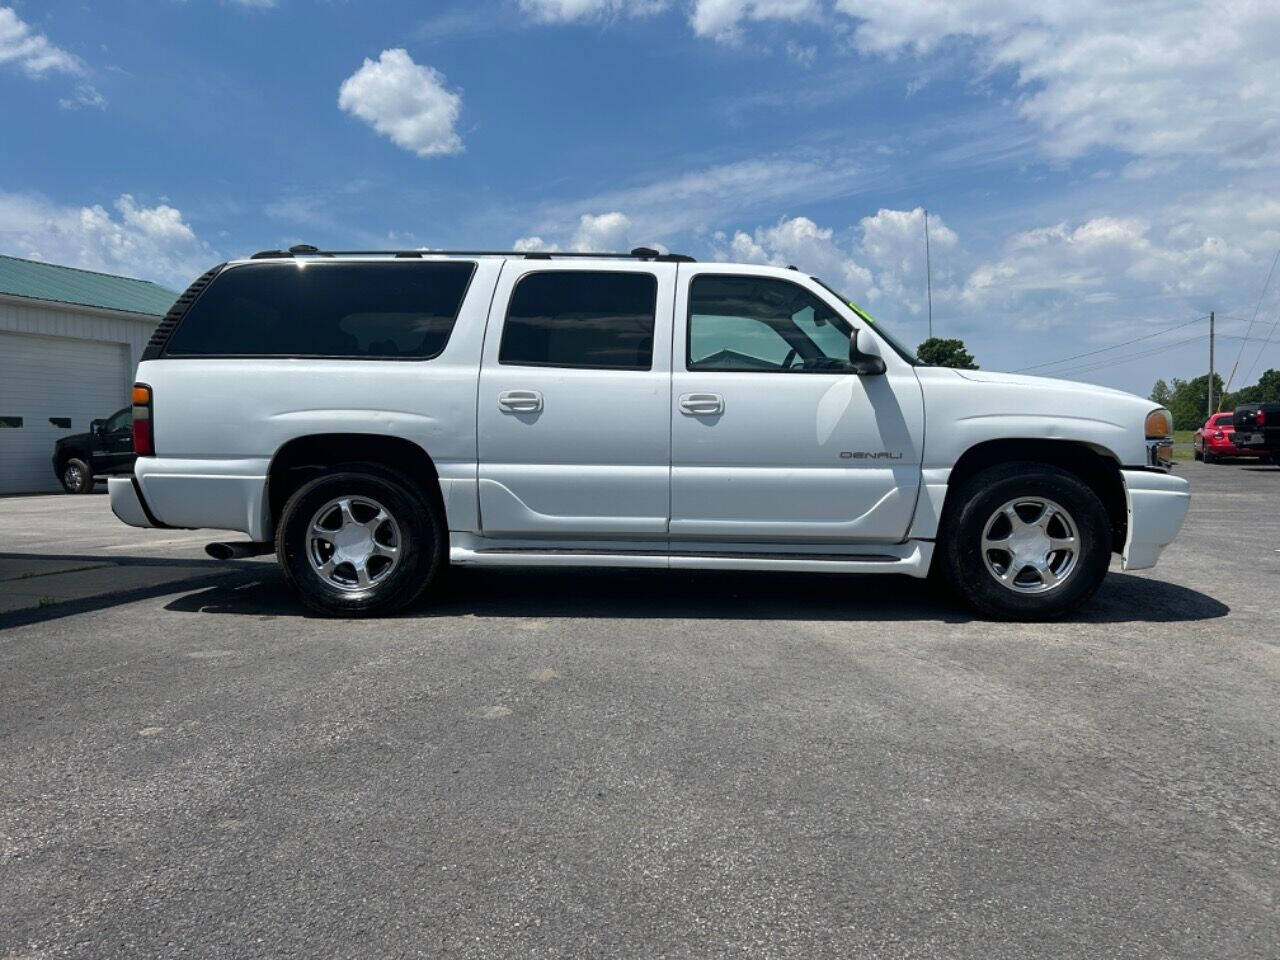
[849,328,887,376]
[90,419,106,435]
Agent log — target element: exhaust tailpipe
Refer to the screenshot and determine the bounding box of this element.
[205,541,274,561]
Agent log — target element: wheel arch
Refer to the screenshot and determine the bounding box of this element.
[938,438,1127,552]
[266,433,445,536]
[54,445,91,470]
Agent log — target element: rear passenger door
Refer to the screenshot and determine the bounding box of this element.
[476,262,675,539]
[94,407,134,474]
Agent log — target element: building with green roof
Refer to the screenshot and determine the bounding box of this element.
[0,255,181,493]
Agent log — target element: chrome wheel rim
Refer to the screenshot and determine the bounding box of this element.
[981,497,1079,594]
[64,464,83,489]
[306,496,401,592]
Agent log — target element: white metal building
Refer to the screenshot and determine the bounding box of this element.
[0,255,177,494]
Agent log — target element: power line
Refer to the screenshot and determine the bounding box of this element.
[1224,245,1280,394]
[1012,315,1208,373]
[1054,331,1280,381]
[1051,334,1208,378]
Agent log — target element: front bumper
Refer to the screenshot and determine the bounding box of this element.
[1120,468,1190,570]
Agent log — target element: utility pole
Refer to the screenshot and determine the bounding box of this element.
[1208,311,1215,416]
[924,209,933,340]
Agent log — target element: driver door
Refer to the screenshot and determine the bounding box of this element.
[669,266,924,543]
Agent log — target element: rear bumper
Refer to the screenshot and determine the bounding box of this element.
[1120,469,1190,571]
[108,458,271,539]
[109,476,156,528]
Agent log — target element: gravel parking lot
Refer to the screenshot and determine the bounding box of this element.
[1,460,1277,959]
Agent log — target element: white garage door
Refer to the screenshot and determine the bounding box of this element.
[0,332,130,494]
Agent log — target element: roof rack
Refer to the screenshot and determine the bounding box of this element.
[248,245,696,263]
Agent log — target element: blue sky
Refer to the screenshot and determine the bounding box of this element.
[3,0,1279,395]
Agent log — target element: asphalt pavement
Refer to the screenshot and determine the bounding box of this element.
[1,460,1277,959]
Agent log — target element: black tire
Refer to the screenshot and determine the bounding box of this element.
[937,462,1111,621]
[1193,447,1203,461]
[1203,451,1216,464]
[59,457,93,494]
[275,463,445,617]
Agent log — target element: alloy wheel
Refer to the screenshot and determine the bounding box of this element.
[306,496,402,591]
[980,497,1079,594]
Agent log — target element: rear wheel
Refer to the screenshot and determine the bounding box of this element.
[276,464,445,617]
[60,458,93,494]
[1193,447,1203,461]
[938,462,1111,620]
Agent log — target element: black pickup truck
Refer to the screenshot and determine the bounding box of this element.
[1231,402,1280,459]
[50,406,136,493]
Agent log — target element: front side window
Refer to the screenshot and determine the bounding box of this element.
[164,260,475,359]
[688,275,856,373]
[104,408,131,433]
[500,271,657,370]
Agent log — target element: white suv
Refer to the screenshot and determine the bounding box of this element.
[111,246,1189,619]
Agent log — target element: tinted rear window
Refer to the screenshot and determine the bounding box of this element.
[164,260,475,358]
[499,271,657,370]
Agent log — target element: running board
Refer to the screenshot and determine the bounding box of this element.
[449,541,934,577]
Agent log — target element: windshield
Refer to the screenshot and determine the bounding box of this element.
[810,277,920,365]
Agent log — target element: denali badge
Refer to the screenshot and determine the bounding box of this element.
[840,451,904,460]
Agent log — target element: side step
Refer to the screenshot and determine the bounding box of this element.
[449,541,934,578]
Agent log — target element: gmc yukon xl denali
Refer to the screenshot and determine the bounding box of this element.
[110,247,1190,619]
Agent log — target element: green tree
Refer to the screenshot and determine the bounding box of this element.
[1166,373,1224,430]
[1149,379,1172,406]
[916,337,978,369]
[1223,368,1280,408]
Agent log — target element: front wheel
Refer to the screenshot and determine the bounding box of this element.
[276,464,445,617]
[937,462,1112,621]
[60,458,93,494]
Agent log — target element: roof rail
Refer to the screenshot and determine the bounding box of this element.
[245,246,696,263]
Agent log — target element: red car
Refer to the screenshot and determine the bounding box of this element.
[1194,412,1256,462]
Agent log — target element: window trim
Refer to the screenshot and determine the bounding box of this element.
[685,273,858,375]
[159,259,479,362]
[497,269,660,372]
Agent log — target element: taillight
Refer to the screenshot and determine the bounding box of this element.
[1258,409,1267,427]
[132,383,154,456]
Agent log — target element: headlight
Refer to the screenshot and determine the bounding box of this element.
[1145,407,1174,468]
[1145,408,1173,439]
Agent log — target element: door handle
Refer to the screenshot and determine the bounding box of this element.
[678,393,724,416]
[498,389,543,413]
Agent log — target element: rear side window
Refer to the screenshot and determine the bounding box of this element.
[499,271,657,370]
[163,261,475,359]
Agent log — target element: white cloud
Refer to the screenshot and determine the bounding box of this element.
[512,212,634,252]
[58,82,105,110]
[540,153,863,241]
[710,208,957,315]
[519,0,666,23]
[963,210,1261,322]
[338,49,463,158]
[513,235,561,252]
[832,0,1280,166]
[0,191,215,288]
[785,40,816,67]
[691,0,819,42]
[572,211,632,251]
[0,6,82,76]
[858,206,956,311]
